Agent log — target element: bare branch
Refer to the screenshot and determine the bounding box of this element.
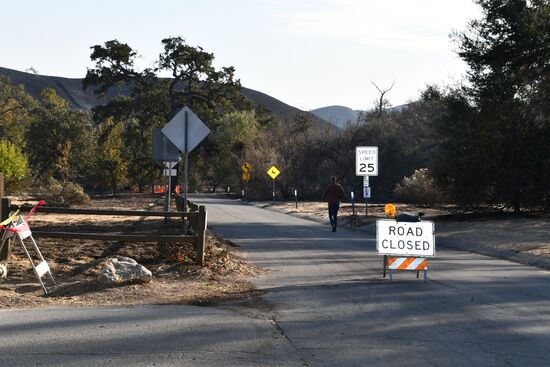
[371,80,395,117]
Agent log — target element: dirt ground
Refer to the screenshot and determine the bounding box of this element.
[2,195,549,309]
[0,194,264,309]
[262,201,452,223]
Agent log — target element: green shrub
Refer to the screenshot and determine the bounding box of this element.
[393,168,445,207]
[0,140,28,193]
[41,178,91,207]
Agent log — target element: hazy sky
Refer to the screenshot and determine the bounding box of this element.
[1,0,480,110]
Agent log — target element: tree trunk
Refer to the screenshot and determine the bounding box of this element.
[111,177,117,198]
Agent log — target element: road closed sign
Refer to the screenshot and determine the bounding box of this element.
[376,219,435,257]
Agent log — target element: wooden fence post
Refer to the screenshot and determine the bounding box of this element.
[1,173,8,224]
[1,173,8,262]
[195,205,206,266]
[0,199,9,223]
[0,173,4,200]
[0,197,12,262]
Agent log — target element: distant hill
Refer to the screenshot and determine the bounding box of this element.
[387,104,409,113]
[0,67,101,110]
[309,105,359,128]
[310,104,410,128]
[239,88,331,127]
[0,67,330,127]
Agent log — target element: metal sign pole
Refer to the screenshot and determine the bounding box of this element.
[272,179,275,202]
[164,170,169,224]
[168,174,172,211]
[164,174,168,212]
[184,111,189,234]
[351,191,356,227]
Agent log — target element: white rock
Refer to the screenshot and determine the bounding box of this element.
[97,256,152,286]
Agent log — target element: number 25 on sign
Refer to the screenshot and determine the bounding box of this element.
[356,146,378,176]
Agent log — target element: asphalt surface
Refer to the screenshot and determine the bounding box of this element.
[1,195,550,366]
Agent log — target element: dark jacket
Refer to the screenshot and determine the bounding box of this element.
[322,183,344,205]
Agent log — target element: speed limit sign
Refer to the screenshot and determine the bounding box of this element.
[356,146,378,176]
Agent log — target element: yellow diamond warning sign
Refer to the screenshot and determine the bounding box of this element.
[267,165,280,180]
[241,162,252,172]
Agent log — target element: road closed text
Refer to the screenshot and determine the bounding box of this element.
[376,220,435,257]
[381,238,431,251]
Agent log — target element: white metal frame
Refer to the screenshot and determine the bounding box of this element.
[0,215,55,295]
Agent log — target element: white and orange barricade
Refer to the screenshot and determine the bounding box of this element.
[386,256,429,282]
[377,204,435,283]
[0,201,55,295]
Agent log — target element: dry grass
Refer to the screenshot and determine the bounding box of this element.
[0,194,264,309]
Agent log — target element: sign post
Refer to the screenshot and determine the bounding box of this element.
[241,162,251,198]
[363,176,371,215]
[163,162,178,218]
[267,165,280,201]
[351,191,356,226]
[356,146,378,218]
[184,110,189,232]
[162,107,210,233]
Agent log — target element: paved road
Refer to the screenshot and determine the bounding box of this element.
[1,195,550,366]
[199,196,550,366]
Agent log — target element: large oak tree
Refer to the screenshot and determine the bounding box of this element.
[83,37,251,191]
[432,0,550,212]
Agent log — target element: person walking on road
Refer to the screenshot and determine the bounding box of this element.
[322,176,344,232]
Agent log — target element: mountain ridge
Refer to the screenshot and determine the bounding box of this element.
[0,66,330,127]
[309,105,359,128]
